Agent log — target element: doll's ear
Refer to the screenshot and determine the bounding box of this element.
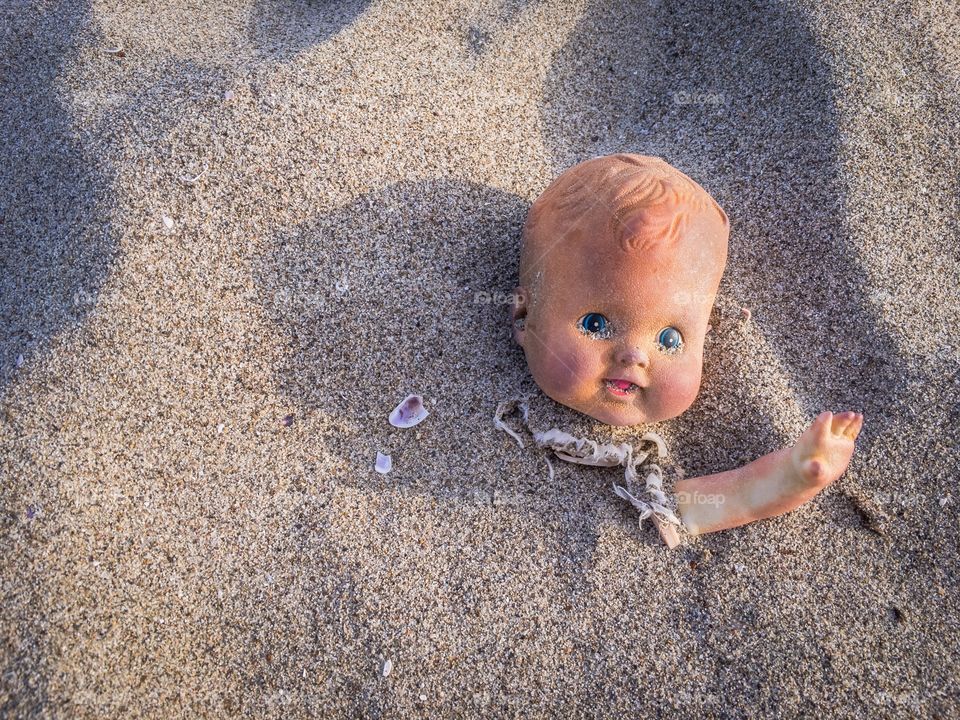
[510,287,528,346]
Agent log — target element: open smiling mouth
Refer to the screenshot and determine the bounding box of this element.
[603,379,641,397]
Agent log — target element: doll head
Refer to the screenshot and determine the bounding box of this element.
[512,154,729,426]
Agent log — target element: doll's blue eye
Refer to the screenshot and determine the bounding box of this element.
[579,313,609,335]
[657,326,683,352]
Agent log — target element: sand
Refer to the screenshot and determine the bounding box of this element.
[1,0,958,716]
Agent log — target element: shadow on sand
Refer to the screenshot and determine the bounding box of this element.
[0,3,117,392]
[247,0,372,60]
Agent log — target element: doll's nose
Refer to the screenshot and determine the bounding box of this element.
[616,346,650,367]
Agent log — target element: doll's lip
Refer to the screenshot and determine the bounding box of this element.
[603,378,644,396]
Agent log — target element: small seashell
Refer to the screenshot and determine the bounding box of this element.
[741,306,752,322]
[15,354,24,368]
[375,452,392,474]
[216,423,225,434]
[102,45,125,57]
[389,394,429,428]
[162,215,174,230]
[223,89,235,102]
[381,658,393,677]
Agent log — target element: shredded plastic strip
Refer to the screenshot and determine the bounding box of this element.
[493,399,526,448]
[493,398,683,534]
[544,455,555,482]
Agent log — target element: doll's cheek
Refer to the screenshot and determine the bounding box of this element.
[652,360,703,417]
[534,343,596,398]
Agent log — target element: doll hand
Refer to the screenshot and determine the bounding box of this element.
[789,411,864,493]
[675,411,864,536]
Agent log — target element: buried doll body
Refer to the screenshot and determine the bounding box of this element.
[511,154,862,538]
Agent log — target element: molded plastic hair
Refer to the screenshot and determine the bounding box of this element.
[523,154,729,257]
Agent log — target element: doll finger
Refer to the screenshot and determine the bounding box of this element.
[812,411,833,439]
[831,411,856,436]
[844,413,864,440]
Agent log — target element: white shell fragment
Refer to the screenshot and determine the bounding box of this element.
[375,452,392,474]
[223,89,236,102]
[180,166,208,185]
[162,215,174,230]
[389,394,429,428]
[101,45,125,56]
[381,658,393,677]
[15,354,24,368]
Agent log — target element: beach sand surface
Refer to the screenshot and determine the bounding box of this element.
[1,0,958,716]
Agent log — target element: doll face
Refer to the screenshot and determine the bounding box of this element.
[513,208,727,426]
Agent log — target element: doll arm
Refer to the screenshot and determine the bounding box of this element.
[674,411,864,536]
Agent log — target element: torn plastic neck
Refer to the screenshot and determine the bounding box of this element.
[494,398,684,548]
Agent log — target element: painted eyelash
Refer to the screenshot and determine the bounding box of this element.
[579,325,614,339]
